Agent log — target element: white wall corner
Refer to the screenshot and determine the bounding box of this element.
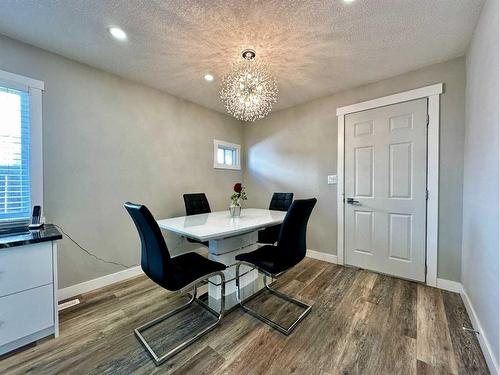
[306,249,338,264]
[435,278,463,294]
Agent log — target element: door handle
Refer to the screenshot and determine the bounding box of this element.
[346,198,360,205]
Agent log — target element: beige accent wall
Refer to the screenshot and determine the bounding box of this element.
[0,35,244,288]
[243,57,466,281]
[462,0,499,369]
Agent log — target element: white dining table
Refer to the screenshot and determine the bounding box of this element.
[157,208,286,310]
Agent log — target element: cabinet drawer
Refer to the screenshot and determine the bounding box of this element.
[0,284,54,346]
[0,242,53,297]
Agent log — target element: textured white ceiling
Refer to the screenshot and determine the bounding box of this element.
[0,0,484,114]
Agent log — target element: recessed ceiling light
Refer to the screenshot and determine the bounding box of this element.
[109,27,127,41]
[204,74,215,82]
[343,0,355,3]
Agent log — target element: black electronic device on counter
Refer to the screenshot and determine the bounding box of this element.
[28,205,44,229]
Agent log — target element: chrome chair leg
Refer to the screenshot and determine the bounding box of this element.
[134,271,225,366]
[235,262,312,336]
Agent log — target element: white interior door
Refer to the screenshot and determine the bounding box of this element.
[344,98,427,282]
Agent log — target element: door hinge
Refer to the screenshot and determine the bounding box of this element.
[426,114,430,127]
[425,190,429,200]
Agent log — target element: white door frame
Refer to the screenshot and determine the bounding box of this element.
[336,83,443,287]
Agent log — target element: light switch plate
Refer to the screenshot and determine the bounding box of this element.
[327,175,337,185]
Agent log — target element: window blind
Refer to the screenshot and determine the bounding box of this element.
[0,86,31,228]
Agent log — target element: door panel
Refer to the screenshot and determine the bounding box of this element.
[344,98,427,282]
[388,213,412,261]
[354,146,374,197]
[389,113,413,131]
[354,210,374,254]
[389,142,412,198]
[354,120,374,137]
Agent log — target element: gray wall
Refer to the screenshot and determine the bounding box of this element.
[0,35,244,288]
[462,0,499,368]
[243,57,466,281]
[0,33,476,289]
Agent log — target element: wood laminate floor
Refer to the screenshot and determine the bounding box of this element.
[0,258,489,374]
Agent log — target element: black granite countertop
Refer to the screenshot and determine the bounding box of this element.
[0,224,62,249]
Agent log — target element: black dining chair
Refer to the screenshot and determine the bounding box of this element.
[183,193,211,247]
[124,202,226,365]
[235,198,317,335]
[258,192,294,244]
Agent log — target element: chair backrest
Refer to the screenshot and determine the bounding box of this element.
[183,193,211,216]
[124,202,172,287]
[269,192,294,212]
[276,198,317,263]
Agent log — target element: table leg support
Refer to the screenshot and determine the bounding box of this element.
[206,231,265,310]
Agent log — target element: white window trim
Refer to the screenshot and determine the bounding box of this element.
[0,69,44,219]
[336,83,442,288]
[213,139,241,170]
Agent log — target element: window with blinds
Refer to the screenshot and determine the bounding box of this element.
[0,85,31,227]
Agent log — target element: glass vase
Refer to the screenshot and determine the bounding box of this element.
[229,205,241,217]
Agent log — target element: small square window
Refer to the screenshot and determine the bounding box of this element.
[214,139,240,170]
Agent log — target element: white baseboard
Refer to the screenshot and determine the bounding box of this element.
[58,266,143,301]
[461,286,499,375]
[306,249,338,264]
[59,249,332,302]
[436,278,463,293]
[58,247,205,302]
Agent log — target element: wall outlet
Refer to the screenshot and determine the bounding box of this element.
[327,175,337,185]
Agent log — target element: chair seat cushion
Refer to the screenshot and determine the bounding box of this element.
[164,252,225,291]
[235,245,298,275]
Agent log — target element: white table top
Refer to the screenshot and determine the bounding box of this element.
[157,208,286,241]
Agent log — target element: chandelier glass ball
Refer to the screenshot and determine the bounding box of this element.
[220,50,278,122]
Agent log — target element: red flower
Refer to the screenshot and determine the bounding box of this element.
[233,183,242,193]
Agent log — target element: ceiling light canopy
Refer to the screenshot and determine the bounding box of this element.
[204,73,214,82]
[220,49,278,122]
[108,27,127,41]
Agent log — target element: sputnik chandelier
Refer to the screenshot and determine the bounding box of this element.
[220,49,278,122]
